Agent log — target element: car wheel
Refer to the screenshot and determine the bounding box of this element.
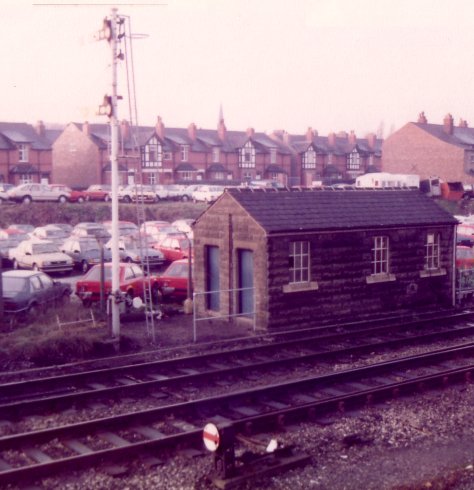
[12,259,19,270]
[81,260,89,273]
[22,195,32,204]
[77,196,85,203]
[58,195,67,204]
[123,196,132,203]
[126,257,133,263]
[155,195,161,202]
[104,194,110,202]
[181,195,189,202]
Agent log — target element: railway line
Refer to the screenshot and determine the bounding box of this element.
[0,312,472,485]
[1,339,474,485]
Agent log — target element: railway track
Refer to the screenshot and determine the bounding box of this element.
[1,314,474,419]
[1,341,474,485]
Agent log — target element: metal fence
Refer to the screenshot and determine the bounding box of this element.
[192,287,256,342]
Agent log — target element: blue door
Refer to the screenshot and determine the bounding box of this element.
[238,249,254,316]
[206,246,220,310]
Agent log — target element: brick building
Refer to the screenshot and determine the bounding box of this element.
[193,188,457,331]
[382,112,474,185]
[271,129,382,187]
[0,121,60,185]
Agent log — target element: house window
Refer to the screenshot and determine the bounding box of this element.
[425,233,440,270]
[372,236,389,275]
[179,171,193,181]
[303,147,316,169]
[180,145,189,162]
[270,148,277,164]
[147,173,157,185]
[164,151,172,161]
[239,141,256,168]
[213,172,225,180]
[20,173,32,184]
[142,136,162,168]
[212,147,220,163]
[237,249,254,315]
[18,144,29,163]
[289,241,310,283]
[347,149,360,170]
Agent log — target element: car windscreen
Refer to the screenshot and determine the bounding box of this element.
[32,243,59,254]
[166,261,189,278]
[3,276,28,293]
[84,266,113,281]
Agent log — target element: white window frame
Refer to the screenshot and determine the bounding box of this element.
[303,147,316,169]
[372,236,389,275]
[147,173,157,185]
[239,141,256,168]
[180,145,189,162]
[142,136,162,168]
[347,149,360,170]
[20,173,33,184]
[18,144,29,163]
[425,233,440,270]
[179,171,193,181]
[289,241,310,284]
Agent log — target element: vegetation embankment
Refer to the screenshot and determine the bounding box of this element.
[0,201,207,228]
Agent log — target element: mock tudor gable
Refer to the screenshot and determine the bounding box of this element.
[193,188,457,330]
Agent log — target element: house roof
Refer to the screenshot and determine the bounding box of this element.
[225,188,457,234]
[0,122,56,150]
[414,122,474,149]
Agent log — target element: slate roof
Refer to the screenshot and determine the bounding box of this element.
[414,122,474,149]
[290,134,383,157]
[0,122,56,150]
[226,188,458,234]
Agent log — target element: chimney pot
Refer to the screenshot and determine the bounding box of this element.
[156,116,165,139]
[328,132,336,147]
[188,122,197,141]
[306,127,314,142]
[367,133,377,150]
[459,118,468,128]
[246,127,255,138]
[35,120,45,137]
[443,113,454,135]
[418,111,428,124]
[349,130,357,145]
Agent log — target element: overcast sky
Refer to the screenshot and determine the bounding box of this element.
[3,0,474,138]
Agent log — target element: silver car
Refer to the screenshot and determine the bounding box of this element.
[10,240,74,274]
[7,183,71,204]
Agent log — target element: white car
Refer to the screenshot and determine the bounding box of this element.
[10,239,74,274]
[192,185,225,203]
[31,225,71,247]
[7,183,70,204]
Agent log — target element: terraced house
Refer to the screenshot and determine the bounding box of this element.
[0,121,61,185]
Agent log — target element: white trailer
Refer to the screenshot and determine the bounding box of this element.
[356,172,420,189]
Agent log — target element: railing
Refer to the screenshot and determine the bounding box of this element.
[192,287,256,342]
[456,268,474,303]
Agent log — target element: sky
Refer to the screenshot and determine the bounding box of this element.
[3,0,474,138]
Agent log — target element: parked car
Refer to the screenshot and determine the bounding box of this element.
[2,270,71,320]
[154,259,190,302]
[192,185,225,203]
[0,229,28,266]
[75,262,159,307]
[61,236,111,273]
[180,185,200,202]
[105,235,165,268]
[83,185,111,202]
[171,219,194,238]
[0,183,14,193]
[0,188,8,204]
[157,233,192,262]
[49,223,74,235]
[7,183,70,204]
[102,220,139,237]
[7,224,34,235]
[72,222,111,241]
[154,185,170,201]
[10,240,74,274]
[50,184,87,203]
[31,225,70,247]
[118,185,159,204]
[456,246,474,269]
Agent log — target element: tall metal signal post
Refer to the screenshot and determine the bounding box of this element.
[97,9,123,338]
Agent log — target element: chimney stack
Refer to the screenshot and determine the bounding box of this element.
[418,111,428,124]
[82,121,90,136]
[459,118,469,128]
[328,132,336,147]
[155,116,165,140]
[367,133,377,150]
[246,127,255,138]
[443,113,454,135]
[218,118,227,141]
[306,127,315,142]
[348,130,357,146]
[187,122,197,141]
[120,120,130,141]
[35,120,45,137]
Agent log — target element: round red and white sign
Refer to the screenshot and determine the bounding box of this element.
[203,422,220,452]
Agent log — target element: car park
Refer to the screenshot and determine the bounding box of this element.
[10,240,74,274]
[50,184,87,203]
[102,220,139,237]
[154,259,190,302]
[2,270,71,320]
[7,183,70,204]
[72,222,111,241]
[157,233,192,262]
[83,185,111,201]
[75,262,159,307]
[61,236,111,273]
[105,234,165,268]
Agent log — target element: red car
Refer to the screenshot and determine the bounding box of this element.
[158,234,192,262]
[51,185,87,203]
[155,259,191,302]
[83,185,111,202]
[75,262,158,307]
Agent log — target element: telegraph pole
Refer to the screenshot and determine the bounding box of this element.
[97,9,122,338]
